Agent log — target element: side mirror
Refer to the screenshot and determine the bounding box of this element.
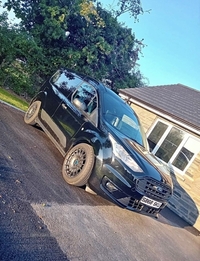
[73,98,86,111]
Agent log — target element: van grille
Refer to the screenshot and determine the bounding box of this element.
[135,178,172,200]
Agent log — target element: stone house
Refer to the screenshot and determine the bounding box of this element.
[119,84,200,231]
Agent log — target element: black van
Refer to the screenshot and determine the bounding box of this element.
[24,68,173,217]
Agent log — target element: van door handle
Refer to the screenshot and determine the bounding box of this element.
[62,103,67,110]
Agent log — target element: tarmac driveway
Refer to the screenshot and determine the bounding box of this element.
[0,101,199,261]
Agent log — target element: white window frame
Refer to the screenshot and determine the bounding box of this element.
[147,119,200,176]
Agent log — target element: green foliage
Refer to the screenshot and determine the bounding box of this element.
[0,12,17,68]
[0,12,45,95]
[1,0,145,97]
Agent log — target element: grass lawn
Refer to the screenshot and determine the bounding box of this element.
[0,87,29,111]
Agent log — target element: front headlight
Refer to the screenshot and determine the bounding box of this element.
[109,134,143,172]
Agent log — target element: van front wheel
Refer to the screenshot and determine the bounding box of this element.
[62,143,94,187]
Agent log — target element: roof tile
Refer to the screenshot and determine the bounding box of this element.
[120,84,200,131]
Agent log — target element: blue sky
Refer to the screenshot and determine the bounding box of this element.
[100,0,200,91]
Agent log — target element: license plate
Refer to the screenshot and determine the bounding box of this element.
[140,196,162,209]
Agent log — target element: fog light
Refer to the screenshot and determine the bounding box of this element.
[105,181,118,193]
[118,197,131,206]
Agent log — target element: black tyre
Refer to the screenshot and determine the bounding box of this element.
[24,101,41,125]
[62,143,95,186]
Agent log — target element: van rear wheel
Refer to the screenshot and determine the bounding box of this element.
[24,101,41,125]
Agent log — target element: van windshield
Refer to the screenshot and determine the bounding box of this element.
[102,90,148,149]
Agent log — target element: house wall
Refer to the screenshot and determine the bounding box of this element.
[131,103,200,231]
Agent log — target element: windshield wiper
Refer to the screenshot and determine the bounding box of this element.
[128,136,144,148]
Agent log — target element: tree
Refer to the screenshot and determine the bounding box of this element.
[70,3,144,88]
[0,11,44,95]
[3,0,145,94]
[4,1,88,75]
[0,11,16,69]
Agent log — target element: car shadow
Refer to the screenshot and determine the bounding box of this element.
[158,207,200,236]
[155,165,199,236]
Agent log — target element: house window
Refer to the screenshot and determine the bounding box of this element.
[155,127,185,162]
[147,120,200,174]
[172,137,198,171]
[148,121,168,151]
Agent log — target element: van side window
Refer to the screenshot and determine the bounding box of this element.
[50,70,83,98]
[72,82,98,124]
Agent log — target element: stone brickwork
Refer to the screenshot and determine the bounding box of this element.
[130,103,200,231]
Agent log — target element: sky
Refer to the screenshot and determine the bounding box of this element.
[100,0,200,91]
[1,0,200,91]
